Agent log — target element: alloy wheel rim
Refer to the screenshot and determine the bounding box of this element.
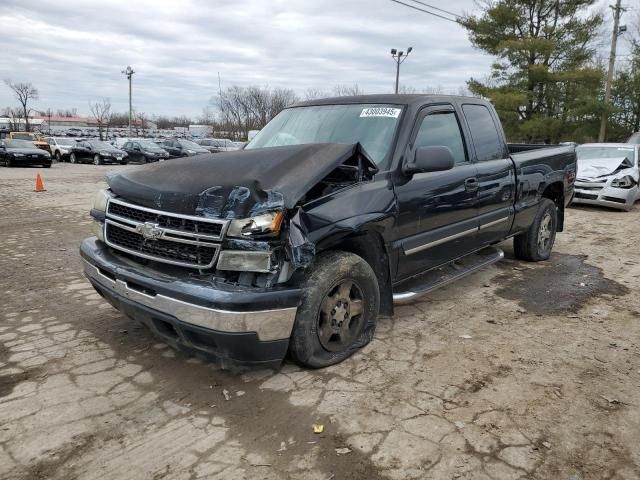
[537,211,552,253]
[317,280,365,352]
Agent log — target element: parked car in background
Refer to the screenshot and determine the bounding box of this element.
[0,139,51,167]
[69,140,128,165]
[122,140,170,163]
[157,139,209,158]
[572,143,640,211]
[196,138,238,153]
[628,132,640,145]
[46,137,77,162]
[66,128,83,137]
[9,131,49,152]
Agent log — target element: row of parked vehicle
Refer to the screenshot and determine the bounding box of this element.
[0,132,244,168]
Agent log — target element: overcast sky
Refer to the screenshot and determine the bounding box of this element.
[0,0,630,119]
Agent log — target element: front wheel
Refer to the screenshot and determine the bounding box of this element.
[288,251,380,368]
[55,151,61,162]
[70,153,77,164]
[514,198,558,261]
[93,154,103,166]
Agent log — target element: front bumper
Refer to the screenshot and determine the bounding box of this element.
[11,155,51,166]
[80,238,301,366]
[573,181,637,211]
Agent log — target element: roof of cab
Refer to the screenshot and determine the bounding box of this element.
[291,94,488,108]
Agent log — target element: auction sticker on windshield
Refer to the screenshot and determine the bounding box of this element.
[360,107,402,118]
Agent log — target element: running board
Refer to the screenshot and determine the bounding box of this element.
[392,246,504,305]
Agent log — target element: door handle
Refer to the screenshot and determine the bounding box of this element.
[464,177,479,192]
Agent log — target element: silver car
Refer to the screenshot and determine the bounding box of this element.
[572,143,640,211]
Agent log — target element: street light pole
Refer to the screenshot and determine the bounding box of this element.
[121,66,135,136]
[391,47,413,94]
[598,0,625,142]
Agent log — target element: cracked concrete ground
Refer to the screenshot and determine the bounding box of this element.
[1,163,640,480]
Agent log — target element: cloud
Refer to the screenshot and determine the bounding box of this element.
[0,0,618,118]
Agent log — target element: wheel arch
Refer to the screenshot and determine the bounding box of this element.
[314,229,394,317]
[541,181,565,232]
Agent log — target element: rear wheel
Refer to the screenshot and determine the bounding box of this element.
[288,251,380,368]
[6,157,12,167]
[514,198,557,261]
[43,163,51,168]
[70,153,77,164]
[93,154,103,166]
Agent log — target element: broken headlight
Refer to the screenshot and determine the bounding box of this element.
[92,188,110,212]
[611,175,635,189]
[226,211,284,238]
[90,189,111,242]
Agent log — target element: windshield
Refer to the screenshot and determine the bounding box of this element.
[138,141,163,150]
[5,139,35,148]
[628,133,640,145]
[89,141,115,150]
[180,140,204,149]
[576,146,637,164]
[13,133,36,141]
[56,138,76,145]
[245,104,403,165]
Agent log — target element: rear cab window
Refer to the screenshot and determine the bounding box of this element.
[462,104,505,161]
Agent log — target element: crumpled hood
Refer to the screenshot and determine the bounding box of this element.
[577,156,633,180]
[107,143,374,218]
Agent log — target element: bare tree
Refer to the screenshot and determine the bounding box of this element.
[1,106,24,130]
[89,98,112,140]
[332,84,364,97]
[304,88,329,100]
[55,108,78,117]
[137,111,149,136]
[216,85,298,139]
[4,80,38,131]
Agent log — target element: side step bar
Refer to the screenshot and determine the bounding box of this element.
[392,246,504,305]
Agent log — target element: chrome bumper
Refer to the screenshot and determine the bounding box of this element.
[82,259,297,342]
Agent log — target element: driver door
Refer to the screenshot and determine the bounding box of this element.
[395,105,479,280]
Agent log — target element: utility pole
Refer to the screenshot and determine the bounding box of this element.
[121,66,135,136]
[390,47,413,94]
[599,0,625,142]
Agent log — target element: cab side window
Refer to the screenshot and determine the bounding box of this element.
[462,104,504,162]
[414,111,467,164]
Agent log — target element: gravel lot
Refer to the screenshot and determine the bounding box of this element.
[1,163,639,480]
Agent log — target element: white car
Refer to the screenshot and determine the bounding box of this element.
[572,143,640,211]
[45,137,78,162]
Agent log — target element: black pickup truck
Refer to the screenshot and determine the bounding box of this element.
[80,95,576,369]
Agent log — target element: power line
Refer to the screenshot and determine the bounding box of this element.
[407,0,462,19]
[390,0,460,23]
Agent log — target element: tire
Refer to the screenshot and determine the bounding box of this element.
[93,154,103,166]
[120,160,128,165]
[55,151,61,162]
[6,157,12,167]
[43,163,51,168]
[70,153,77,164]
[288,251,380,368]
[514,198,558,262]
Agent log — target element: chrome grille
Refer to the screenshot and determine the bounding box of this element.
[104,198,228,269]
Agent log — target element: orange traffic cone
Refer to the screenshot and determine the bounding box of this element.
[34,174,46,192]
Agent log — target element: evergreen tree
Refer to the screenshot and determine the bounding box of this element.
[461,0,604,143]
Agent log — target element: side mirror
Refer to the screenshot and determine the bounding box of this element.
[404,146,455,174]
